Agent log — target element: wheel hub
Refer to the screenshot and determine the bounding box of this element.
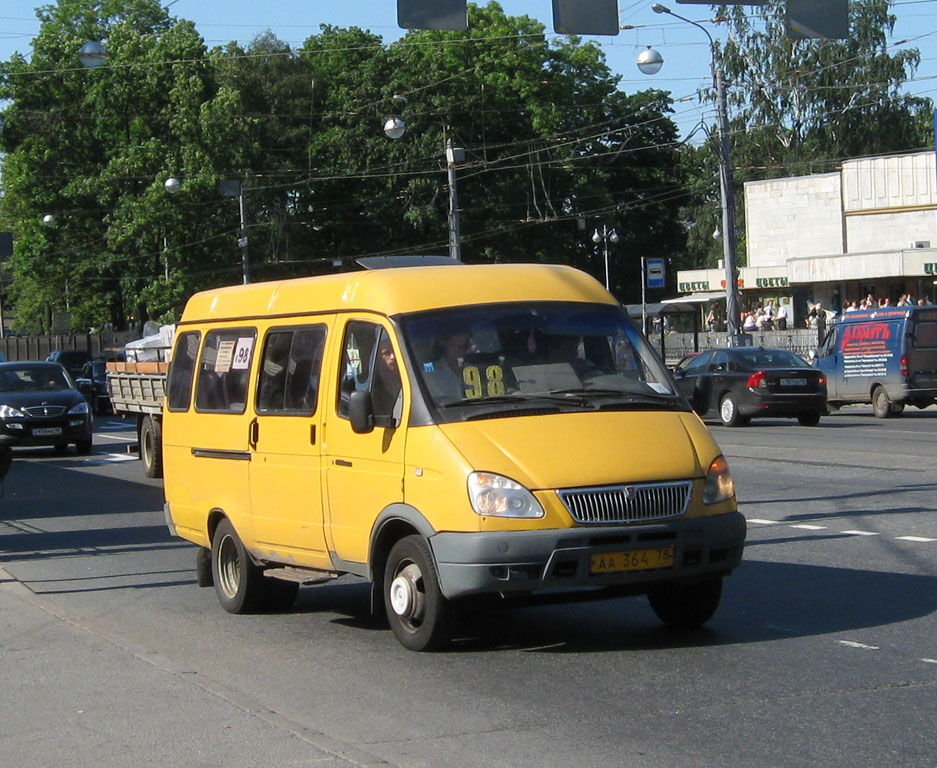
[389,563,424,621]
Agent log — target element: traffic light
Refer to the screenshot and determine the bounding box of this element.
[397,0,467,30]
[676,0,848,39]
[397,0,620,35]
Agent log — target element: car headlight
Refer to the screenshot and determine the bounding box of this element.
[68,401,90,415]
[0,404,26,419]
[467,472,545,518]
[703,455,735,504]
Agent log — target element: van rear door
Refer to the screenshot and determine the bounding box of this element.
[906,309,937,398]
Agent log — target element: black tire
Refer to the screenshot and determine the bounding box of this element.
[96,397,111,416]
[797,413,821,426]
[75,438,93,455]
[53,441,68,454]
[265,578,299,611]
[384,535,452,651]
[648,577,723,629]
[719,393,747,427]
[891,402,905,416]
[211,518,266,614]
[140,415,163,479]
[872,386,892,419]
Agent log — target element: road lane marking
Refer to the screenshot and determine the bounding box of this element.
[747,519,780,525]
[839,640,879,650]
[921,659,937,665]
[895,536,937,543]
[790,524,826,530]
[842,530,880,536]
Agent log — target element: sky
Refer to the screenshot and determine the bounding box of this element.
[1,0,937,141]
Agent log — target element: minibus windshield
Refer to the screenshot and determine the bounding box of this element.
[401,302,682,421]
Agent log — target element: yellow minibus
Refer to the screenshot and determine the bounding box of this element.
[162,261,745,650]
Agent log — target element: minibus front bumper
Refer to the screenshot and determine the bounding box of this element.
[429,512,746,600]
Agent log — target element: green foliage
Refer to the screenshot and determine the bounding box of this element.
[0,0,687,330]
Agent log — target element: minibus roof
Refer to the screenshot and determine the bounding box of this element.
[179,263,616,324]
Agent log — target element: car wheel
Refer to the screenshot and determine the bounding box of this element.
[890,402,905,416]
[384,535,452,651]
[211,518,266,614]
[75,438,93,455]
[140,415,163,479]
[719,393,747,427]
[54,441,68,454]
[872,385,892,419]
[648,577,723,629]
[797,413,821,426]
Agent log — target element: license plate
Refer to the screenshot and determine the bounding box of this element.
[590,547,674,574]
[33,427,63,436]
[780,377,807,386]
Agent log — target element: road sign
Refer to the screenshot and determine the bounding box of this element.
[646,258,665,289]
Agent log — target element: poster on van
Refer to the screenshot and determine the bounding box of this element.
[839,322,894,378]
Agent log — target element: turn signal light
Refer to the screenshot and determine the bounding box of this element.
[900,355,908,377]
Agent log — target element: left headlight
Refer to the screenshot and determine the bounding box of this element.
[703,455,735,504]
[68,401,90,415]
[467,472,545,518]
[0,404,26,419]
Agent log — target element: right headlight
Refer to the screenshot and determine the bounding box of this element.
[0,404,26,419]
[467,472,545,518]
[703,455,735,504]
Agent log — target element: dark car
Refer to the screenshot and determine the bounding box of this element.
[45,349,91,379]
[0,361,93,454]
[75,360,112,415]
[673,347,827,427]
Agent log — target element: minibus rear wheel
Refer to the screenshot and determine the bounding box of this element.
[211,518,266,613]
[384,535,452,651]
[648,577,722,629]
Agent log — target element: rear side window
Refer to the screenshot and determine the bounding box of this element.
[195,328,257,413]
[167,331,201,411]
[256,326,327,414]
[912,321,937,349]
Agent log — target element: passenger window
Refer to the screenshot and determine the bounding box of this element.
[195,328,256,413]
[256,326,326,414]
[681,352,711,375]
[338,322,401,423]
[167,331,201,411]
[912,321,937,349]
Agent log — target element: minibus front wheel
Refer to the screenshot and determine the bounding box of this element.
[384,535,452,651]
[211,518,266,613]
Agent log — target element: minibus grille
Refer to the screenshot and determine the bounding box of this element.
[557,481,692,524]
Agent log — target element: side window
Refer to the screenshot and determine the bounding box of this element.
[818,327,838,357]
[681,352,711,375]
[338,321,401,422]
[166,331,201,411]
[195,328,256,414]
[256,326,327,414]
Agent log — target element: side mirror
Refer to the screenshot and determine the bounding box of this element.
[348,389,374,434]
[808,349,816,361]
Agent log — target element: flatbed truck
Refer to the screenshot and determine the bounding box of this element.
[105,361,168,478]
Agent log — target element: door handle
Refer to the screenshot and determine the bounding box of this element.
[334,459,353,467]
[248,418,259,450]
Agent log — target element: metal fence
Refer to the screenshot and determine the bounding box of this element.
[650,328,824,366]
[0,331,140,362]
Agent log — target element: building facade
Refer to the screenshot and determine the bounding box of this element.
[675,150,937,327]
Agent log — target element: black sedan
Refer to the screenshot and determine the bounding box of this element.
[0,362,93,453]
[673,347,827,427]
[75,359,112,415]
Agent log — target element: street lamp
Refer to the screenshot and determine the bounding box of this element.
[381,95,463,260]
[78,41,107,68]
[592,225,619,292]
[641,3,743,343]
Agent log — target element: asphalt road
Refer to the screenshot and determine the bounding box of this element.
[1,407,935,768]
